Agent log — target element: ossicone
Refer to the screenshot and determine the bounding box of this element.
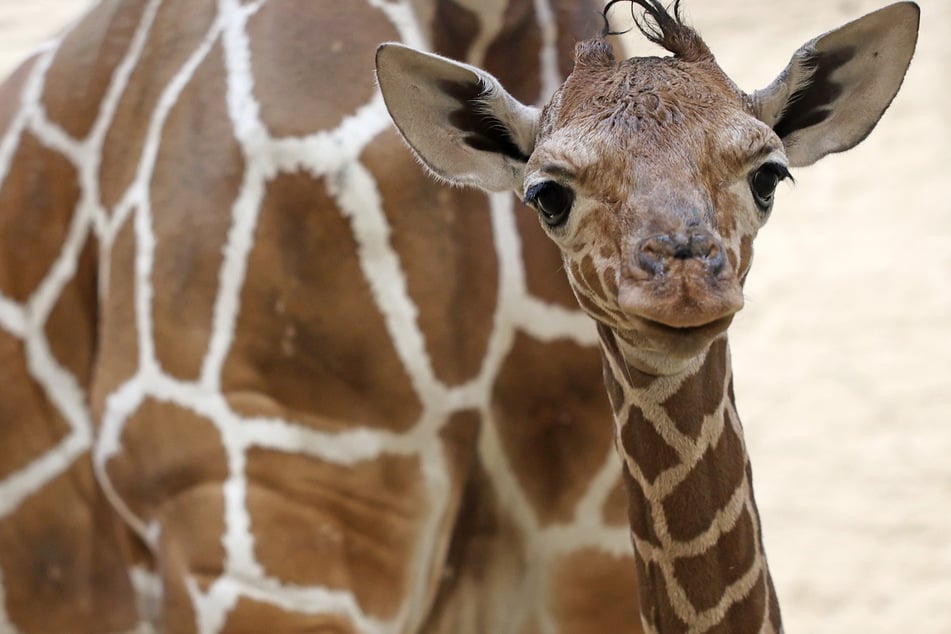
[573,38,616,70]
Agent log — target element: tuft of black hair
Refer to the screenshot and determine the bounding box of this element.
[601,0,712,63]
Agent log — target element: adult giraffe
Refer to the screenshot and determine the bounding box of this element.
[0,0,644,632]
[377,0,919,632]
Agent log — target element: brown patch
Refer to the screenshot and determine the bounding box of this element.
[726,243,739,274]
[150,41,243,381]
[98,0,217,211]
[662,421,747,542]
[484,0,541,105]
[432,0,480,62]
[621,404,681,484]
[579,254,605,298]
[248,1,397,137]
[221,171,422,432]
[104,398,228,581]
[125,529,155,577]
[601,350,625,415]
[549,549,643,634]
[553,1,605,80]
[672,506,757,612]
[520,620,544,634]
[0,54,39,138]
[426,410,482,614]
[45,233,98,388]
[362,130,498,387]
[704,571,768,634]
[42,0,148,140]
[245,448,425,620]
[738,234,754,283]
[767,570,783,631]
[0,332,72,482]
[569,259,592,296]
[0,460,139,633]
[514,199,579,309]
[0,131,81,302]
[603,265,619,300]
[492,331,612,526]
[155,530,199,634]
[90,217,139,420]
[221,597,359,633]
[602,473,629,527]
[574,285,620,325]
[438,410,482,525]
[714,192,739,244]
[660,338,728,440]
[440,411,481,481]
[623,466,661,548]
[635,557,689,634]
[421,457,528,633]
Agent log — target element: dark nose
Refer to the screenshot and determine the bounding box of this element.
[636,230,726,277]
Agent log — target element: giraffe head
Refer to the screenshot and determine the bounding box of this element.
[377,1,919,369]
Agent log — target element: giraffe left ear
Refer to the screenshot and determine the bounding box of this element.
[376,43,539,192]
[751,2,919,167]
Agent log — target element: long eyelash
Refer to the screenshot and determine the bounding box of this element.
[523,182,547,205]
[770,163,794,184]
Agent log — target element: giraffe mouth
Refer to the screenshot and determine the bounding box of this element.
[617,313,736,358]
[617,274,745,331]
[630,313,735,339]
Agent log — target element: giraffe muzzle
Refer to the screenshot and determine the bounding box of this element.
[619,229,744,330]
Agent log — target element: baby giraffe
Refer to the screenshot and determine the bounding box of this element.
[377,1,918,632]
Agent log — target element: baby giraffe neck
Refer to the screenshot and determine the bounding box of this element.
[598,325,783,634]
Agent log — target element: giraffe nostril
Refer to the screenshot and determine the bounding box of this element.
[705,245,726,275]
[637,235,676,276]
[690,234,716,257]
[638,249,666,276]
[689,234,727,275]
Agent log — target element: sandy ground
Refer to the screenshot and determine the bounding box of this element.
[0,1,947,632]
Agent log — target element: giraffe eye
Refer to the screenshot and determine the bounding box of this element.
[525,181,574,228]
[749,163,791,212]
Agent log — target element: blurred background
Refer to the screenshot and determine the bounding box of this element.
[0,0,947,632]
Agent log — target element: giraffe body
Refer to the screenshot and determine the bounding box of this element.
[0,1,646,632]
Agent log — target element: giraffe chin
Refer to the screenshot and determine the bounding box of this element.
[622,313,736,359]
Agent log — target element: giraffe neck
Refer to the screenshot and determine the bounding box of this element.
[599,325,783,633]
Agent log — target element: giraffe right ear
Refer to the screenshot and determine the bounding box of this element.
[751,2,919,168]
[376,43,539,192]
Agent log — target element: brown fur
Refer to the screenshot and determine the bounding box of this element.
[0,1,645,632]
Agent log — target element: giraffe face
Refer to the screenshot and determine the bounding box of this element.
[522,40,789,358]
